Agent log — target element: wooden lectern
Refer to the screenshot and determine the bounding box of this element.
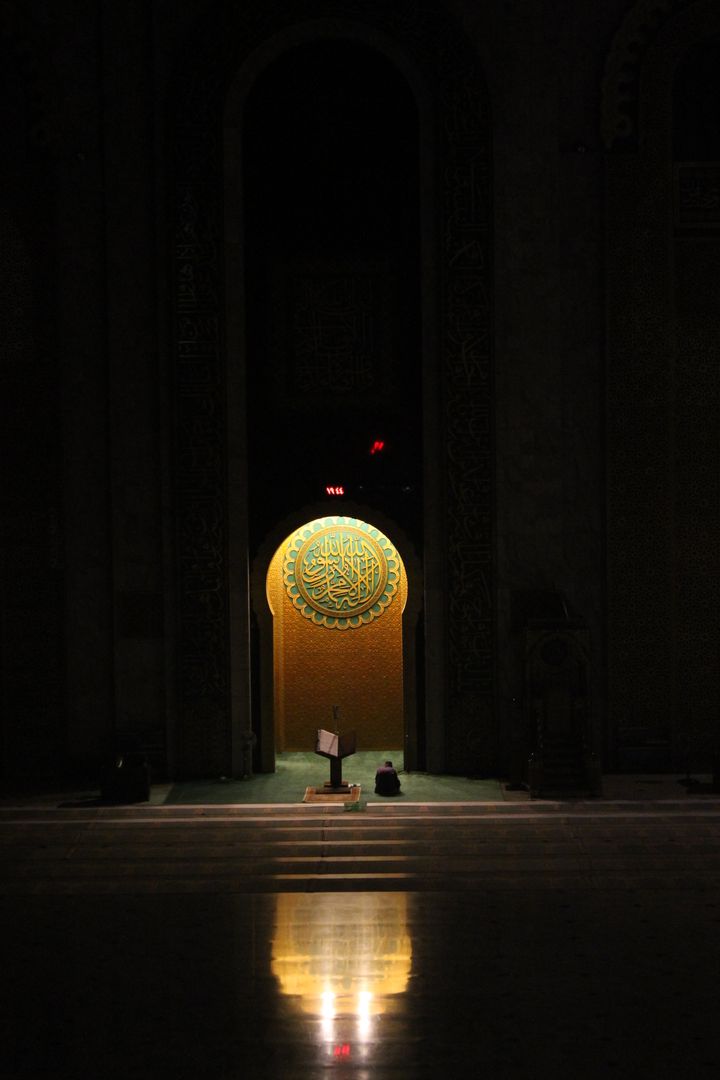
[315,729,357,791]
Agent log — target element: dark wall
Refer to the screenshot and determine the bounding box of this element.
[1,0,718,782]
[243,40,422,551]
[1,17,64,780]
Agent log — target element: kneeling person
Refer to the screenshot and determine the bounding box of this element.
[374,760,401,796]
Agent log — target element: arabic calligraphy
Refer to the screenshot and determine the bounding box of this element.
[297,531,386,616]
[283,519,400,629]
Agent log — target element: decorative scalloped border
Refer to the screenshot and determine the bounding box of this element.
[282,517,400,629]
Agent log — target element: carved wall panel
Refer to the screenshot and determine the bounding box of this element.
[1,13,64,780]
[267,259,394,411]
[601,0,694,152]
[0,212,64,779]
[603,0,720,766]
[440,71,494,773]
[174,135,230,776]
[673,239,720,765]
[675,165,720,228]
[292,274,377,394]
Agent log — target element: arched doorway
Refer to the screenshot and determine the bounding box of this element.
[251,506,420,772]
[267,516,407,753]
[172,4,494,780]
[240,37,424,774]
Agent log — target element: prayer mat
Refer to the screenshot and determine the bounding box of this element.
[303,785,361,804]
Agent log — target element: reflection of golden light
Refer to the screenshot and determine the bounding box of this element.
[272,893,411,1019]
[357,990,373,1039]
[320,989,335,1040]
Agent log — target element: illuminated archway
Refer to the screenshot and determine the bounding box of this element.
[266,516,407,752]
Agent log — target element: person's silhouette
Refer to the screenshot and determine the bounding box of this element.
[374,760,401,796]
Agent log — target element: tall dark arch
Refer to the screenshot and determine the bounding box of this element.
[171,2,494,779]
[241,39,422,553]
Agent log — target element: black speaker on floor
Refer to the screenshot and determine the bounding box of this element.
[101,737,151,803]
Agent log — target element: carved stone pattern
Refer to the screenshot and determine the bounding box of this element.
[292,275,377,393]
[174,121,230,776]
[0,4,56,149]
[605,2,720,764]
[1,508,64,775]
[601,0,691,150]
[675,165,720,228]
[174,0,494,775]
[606,329,675,746]
[440,69,494,775]
[673,254,720,753]
[605,163,675,746]
[0,212,64,777]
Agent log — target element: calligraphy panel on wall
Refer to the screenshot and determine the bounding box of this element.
[264,258,396,417]
[283,518,400,629]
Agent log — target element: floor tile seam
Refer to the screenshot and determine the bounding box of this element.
[372,798,720,806]
[0,845,594,860]
[0,849,601,867]
[0,833,502,845]
[0,827,588,841]
[0,818,595,830]
[0,845,594,861]
[0,819,584,832]
[0,836,598,845]
[7,824,716,838]
[2,851,613,867]
[4,876,720,895]
[1,878,716,891]
[8,842,710,854]
[1,797,719,813]
[0,866,424,882]
[0,829,630,845]
[0,871,605,887]
[13,859,714,879]
[2,826,718,848]
[0,855,601,871]
[7,844,718,863]
[4,807,720,820]
[358,811,720,821]
[3,834,716,855]
[6,854,716,871]
[0,816,389,827]
[0,833,462,851]
[0,876,397,891]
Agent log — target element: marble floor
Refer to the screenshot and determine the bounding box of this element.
[2,799,720,1079]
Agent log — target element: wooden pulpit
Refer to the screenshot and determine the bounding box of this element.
[315,728,357,791]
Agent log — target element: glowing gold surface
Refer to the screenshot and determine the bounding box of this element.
[272,893,411,1017]
[268,517,407,751]
[294,527,388,618]
[282,518,400,628]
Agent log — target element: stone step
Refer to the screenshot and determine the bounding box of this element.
[3,802,720,895]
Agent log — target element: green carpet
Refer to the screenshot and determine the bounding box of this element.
[165,751,505,805]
